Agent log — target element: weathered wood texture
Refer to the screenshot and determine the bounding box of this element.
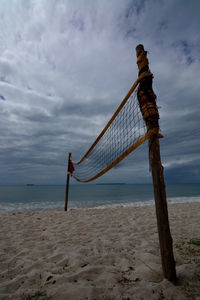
[149,136,176,282]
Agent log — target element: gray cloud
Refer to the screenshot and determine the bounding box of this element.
[0,0,199,184]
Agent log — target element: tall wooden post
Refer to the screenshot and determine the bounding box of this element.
[136,45,176,283]
[64,153,71,211]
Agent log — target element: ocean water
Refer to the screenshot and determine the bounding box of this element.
[0,183,200,213]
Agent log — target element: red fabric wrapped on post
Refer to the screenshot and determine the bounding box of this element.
[136,44,160,133]
[68,155,74,176]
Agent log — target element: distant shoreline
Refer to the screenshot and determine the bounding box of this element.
[96,183,127,185]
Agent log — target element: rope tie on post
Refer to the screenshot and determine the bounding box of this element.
[136,44,161,138]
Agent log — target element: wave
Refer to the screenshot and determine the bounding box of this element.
[1,196,200,214]
[79,196,200,210]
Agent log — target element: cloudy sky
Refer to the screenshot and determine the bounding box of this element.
[0,0,200,185]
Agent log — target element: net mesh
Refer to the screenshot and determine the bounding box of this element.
[72,88,147,182]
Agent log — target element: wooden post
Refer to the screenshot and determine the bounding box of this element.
[64,153,71,211]
[136,45,176,283]
[149,136,176,283]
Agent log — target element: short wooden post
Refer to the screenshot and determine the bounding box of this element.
[64,153,71,211]
[136,45,176,283]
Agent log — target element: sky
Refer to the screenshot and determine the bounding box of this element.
[0,0,200,185]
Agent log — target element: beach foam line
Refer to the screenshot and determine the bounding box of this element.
[0,201,63,213]
[82,200,155,210]
[69,196,200,211]
[0,196,200,214]
[168,196,200,204]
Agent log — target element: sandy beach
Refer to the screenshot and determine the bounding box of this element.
[0,202,200,300]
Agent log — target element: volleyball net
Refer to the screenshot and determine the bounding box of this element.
[69,72,154,183]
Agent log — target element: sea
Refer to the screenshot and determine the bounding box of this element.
[0,183,200,213]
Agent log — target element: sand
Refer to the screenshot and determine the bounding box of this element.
[0,202,200,300]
